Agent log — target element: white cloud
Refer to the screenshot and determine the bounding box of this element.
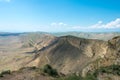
[91,18,120,29]
[50,22,67,27]
[105,18,120,28]
[58,22,67,26]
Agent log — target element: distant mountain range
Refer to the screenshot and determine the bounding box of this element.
[0,32,120,40]
[51,32,120,40]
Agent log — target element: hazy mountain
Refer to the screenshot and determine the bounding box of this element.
[52,32,120,40]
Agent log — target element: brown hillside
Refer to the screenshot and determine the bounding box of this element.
[29,36,108,75]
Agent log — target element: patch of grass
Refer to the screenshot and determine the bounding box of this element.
[55,74,82,80]
[55,73,97,80]
[94,65,120,76]
[83,74,97,80]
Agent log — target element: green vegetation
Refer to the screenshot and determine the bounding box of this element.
[55,74,97,80]
[0,73,3,77]
[56,65,120,80]
[94,65,120,76]
[83,74,97,80]
[42,64,58,77]
[0,65,119,79]
[0,70,11,77]
[56,74,82,80]
[19,66,37,71]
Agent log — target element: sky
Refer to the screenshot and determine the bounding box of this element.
[0,0,120,32]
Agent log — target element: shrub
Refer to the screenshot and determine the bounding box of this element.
[1,70,11,74]
[43,64,58,77]
[0,73,3,77]
[0,70,11,77]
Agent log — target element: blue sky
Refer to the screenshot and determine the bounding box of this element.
[0,0,120,32]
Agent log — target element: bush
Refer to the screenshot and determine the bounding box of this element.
[43,64,58,77]
[0,73,3,77]
[1,70,11,74]
[0,70,11,77]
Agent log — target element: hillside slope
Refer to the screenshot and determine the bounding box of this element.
[28,36,109,74]
[0,35,120,80]
[0,33,55,72]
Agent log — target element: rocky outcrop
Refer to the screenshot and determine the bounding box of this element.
[82,36,120,77]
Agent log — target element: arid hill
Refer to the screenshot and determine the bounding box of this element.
[0,33,55,72]
[0,33,120,80]
[29,36,106,73]
[28,36,119,76]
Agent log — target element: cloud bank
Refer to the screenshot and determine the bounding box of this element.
[49,18,120,32]
[0,17,119,32]
[51,18,120,29]
[91,18,120,29]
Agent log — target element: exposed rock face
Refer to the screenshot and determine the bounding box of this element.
[82,36,120,77]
